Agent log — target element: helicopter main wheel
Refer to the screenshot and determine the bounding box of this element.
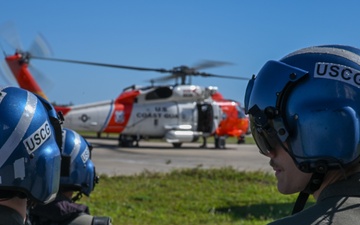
[214,136,226,149]
[172,143,182,148]
[118,134,136,147]
[237,135,246,144]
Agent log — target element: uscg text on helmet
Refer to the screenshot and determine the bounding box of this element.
[23,121,52,154]
[81,148,90,164]
[315,62,360,88]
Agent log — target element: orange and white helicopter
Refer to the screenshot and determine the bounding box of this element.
[1,34,249,149]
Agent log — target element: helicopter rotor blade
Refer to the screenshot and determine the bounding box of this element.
[30,54,249,83]
[0,60,17,85]
[0,23,55,93]
[149,63,249,84]
[0,22,52,62]
[146,74,177,84]
[0,21,23,52]
[192,60,234,70]
[1,23,250,91]
[149,71,249,84]
[195,71,249,80]
[28,64,55,93]
[28,33,53,58]
[31,56,173,74]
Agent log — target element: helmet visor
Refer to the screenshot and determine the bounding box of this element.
[248,105,288,155]
[245,60,308,155]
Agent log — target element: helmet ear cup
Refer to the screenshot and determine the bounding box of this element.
[288,106,359,171]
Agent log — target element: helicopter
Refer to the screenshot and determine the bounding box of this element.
[1,33,249,149]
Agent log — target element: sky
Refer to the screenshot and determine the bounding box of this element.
[1,1,360,106]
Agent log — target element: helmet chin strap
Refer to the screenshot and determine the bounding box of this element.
[291,172,326,214]
[72,192,83,202]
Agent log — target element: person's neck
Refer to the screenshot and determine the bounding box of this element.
[313,166,360,200]
[0,197,27,222]
[61,191,74,200]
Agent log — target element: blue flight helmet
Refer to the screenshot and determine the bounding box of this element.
[0,86,63,204]
[60,128,97,198]
[245,45,360,173]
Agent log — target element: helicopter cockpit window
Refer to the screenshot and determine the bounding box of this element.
[145,87,173,100]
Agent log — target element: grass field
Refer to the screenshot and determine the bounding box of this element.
[78,167,315,225]
[76,133,312,224]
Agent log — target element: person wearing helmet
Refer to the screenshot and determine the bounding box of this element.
[0,86,63,225]
[245,45,360,224]
[29,128,112,225]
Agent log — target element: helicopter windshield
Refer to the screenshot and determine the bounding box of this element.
[145,87,173,100]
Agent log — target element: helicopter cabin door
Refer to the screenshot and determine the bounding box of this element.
[197,103,214,134]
